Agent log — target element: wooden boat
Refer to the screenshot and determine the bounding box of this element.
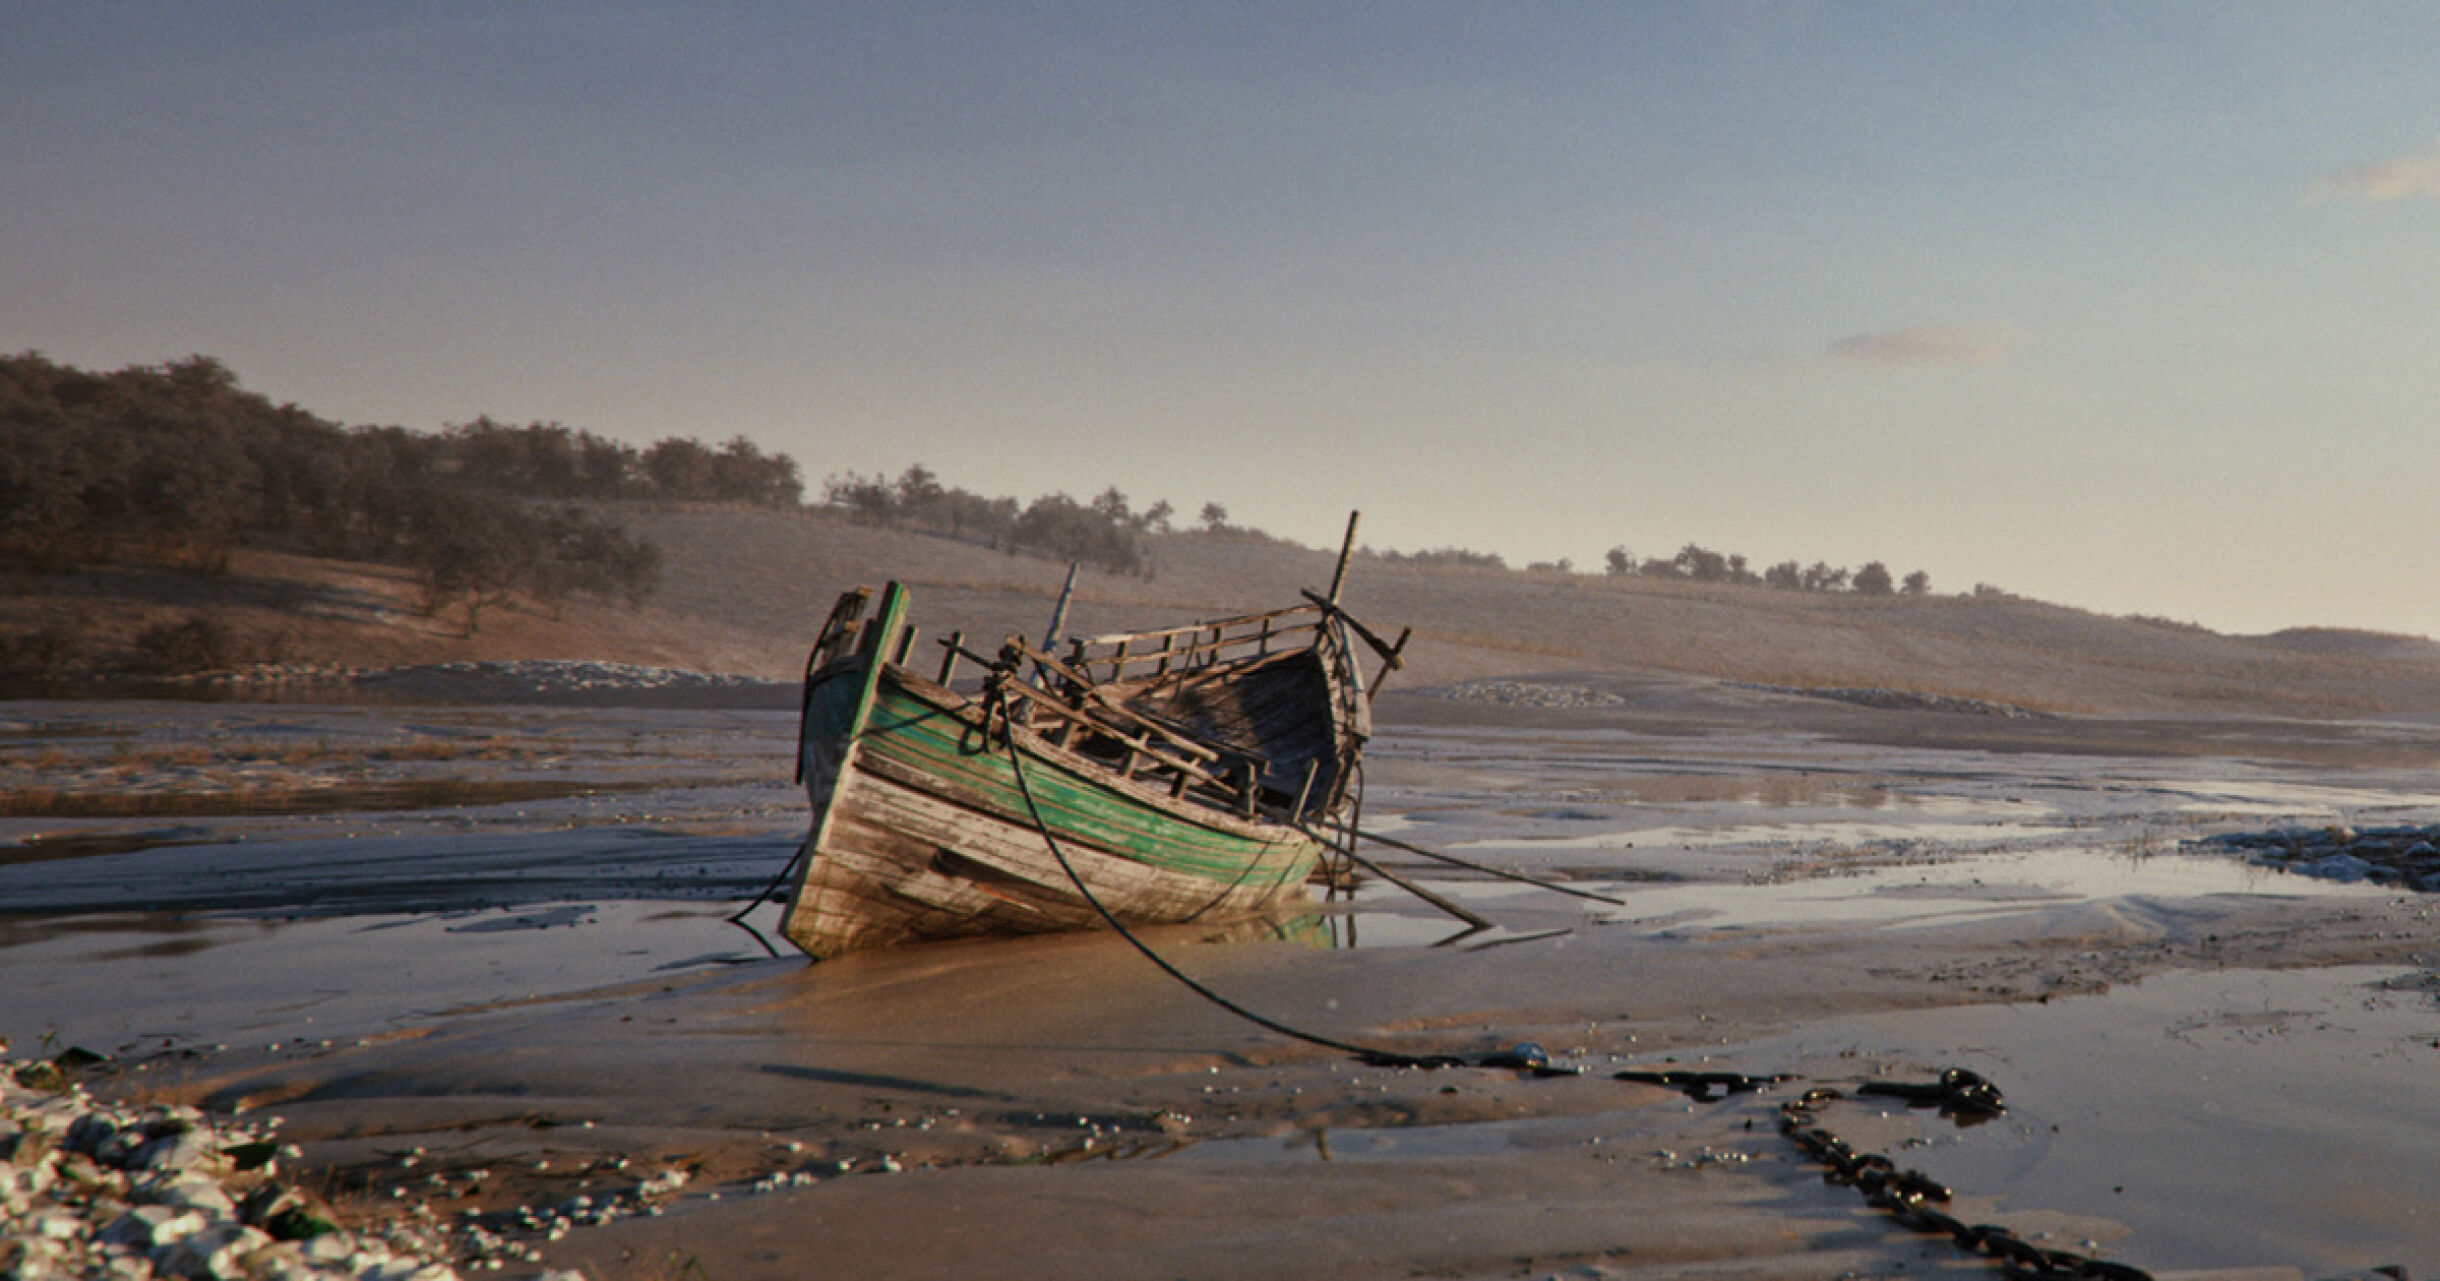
[780,542,1405,960]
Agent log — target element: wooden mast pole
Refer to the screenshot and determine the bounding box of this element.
[1326,511,1361,608]
[1041,562,1080,650]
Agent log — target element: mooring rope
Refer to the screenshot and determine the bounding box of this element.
[727,843,803,926]
[801,686,2400,1280]
[770,683,2380,1280]
[988,688,1541,1071]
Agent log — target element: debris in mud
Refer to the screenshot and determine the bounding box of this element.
[1,1048,469,1281]
[350,662,782,704]
[2195,823,2440,891]
[155,660,789,707]
[2,1044,725,1280]
[1735,683,2054,719]
[1413,680,1626,709]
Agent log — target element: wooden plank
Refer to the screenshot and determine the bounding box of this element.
[786,740,1321,957]
[997,641,1236,769]
[1069,604,1313,648]
[854,706,1299,874]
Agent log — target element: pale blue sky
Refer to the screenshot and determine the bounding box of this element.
[8,4,2439,637]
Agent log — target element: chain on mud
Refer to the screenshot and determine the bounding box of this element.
[1618,1065,2417,1280]
[1766,1068,2160,1281]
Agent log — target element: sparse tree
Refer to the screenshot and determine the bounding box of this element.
[710,435,801,506]
[1012,492,1144,574]
[826,472,895,525]
[1853,561,1895,596]
[1604,546,1636,577]
[1902,569,1931,596]
[1673,543,1731,583]
[894,463,943,515]
[408,493,529,636]
[642,438,717,500]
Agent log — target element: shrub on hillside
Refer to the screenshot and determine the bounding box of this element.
[1374,547,1507,571]
[407,498,661,634]
[824,465,1158,575]
[133,614,237,674]
[0,620,83,678]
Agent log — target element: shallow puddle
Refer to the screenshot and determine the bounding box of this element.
[11,843,2399,1052]
[1460,814,2069,852]
[2163,778,2440,817]
[0,903,780,1055]
[1332,846,2392,945]
[1169,1110,1626,1165]
[0,777,664,820]
[1598,847,2387,934]
[1715,964,2440,1272]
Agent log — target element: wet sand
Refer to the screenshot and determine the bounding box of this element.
[8,678,2440,1278]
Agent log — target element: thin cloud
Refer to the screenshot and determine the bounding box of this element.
[2312,140,2440,203]
[1826,324,2006,367]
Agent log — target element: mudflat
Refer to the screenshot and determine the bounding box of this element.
[7,678,2440,1279]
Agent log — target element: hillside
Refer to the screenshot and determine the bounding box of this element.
[11,503,2440,720]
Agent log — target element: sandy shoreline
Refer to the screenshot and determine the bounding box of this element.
[9,677,2440,1278]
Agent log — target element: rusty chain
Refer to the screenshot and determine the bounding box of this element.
[1613,1067,1792,1102]
[1768,1069,2159,1281]
[1614,1065,2159,1280]
[1439,1055,2406,1279]
[1505,1061,2406,1277]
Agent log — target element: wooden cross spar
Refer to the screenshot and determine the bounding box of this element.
[1353,827,1630,907]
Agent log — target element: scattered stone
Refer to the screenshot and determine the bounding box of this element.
[2299,854,2374,884]
[1,1049,473,1281]
[2192,822,2440,890]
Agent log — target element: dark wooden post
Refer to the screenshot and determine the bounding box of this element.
[1326,510,1360,607]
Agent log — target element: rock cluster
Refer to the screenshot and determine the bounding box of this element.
[2193,823,2440,891]
[2,1053,467,1281]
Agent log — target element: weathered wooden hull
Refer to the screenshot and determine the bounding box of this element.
[778,573,1400,960]
[782,664,1329,958]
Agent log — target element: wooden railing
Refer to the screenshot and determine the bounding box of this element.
[805,584,1378,823]
[986,639,1277,817]
[1063,605,1328,685]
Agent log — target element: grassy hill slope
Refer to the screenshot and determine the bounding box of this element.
[623,508,2440,717]
[12,504,2440,719]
